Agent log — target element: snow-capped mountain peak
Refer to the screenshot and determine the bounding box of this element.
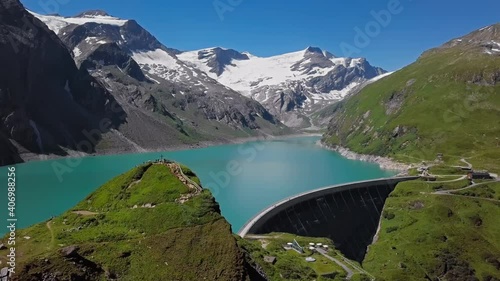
[178,46,386,127]
[28,9,285,137]
[303,46,336,59]
[178,46,384,95]
[31,9,387,128]
[304,46,325,55]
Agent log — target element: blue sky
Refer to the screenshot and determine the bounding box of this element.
[22,0,499,71]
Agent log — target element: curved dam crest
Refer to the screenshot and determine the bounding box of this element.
[239,176,418,262]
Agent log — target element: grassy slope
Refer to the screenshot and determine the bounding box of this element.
[238,233,371,281]
[364,178,500,280]
[455,181,500,200]
[238,233,344,281]
[321,28,500,280]
[1,163,250,281]
[322,47,500,172]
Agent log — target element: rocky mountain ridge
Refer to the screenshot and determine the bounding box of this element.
[32,9,286,132]
[178,46,387,127]
[0,0,127,165]
[0,2,289,165]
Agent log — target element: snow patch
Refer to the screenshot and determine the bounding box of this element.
[177,50,217,79]
[30,11,128,34]
[485,48,500,55]
[72,47,82,58]
[132,49,194,83]
[368,71,393,82]
[145,74,160,84]
[479,25,493,32]
[84,37,109,45]
[310,82,360,100]
[132,49,180,68]
[349,58,363,68]
[330,57,349,67]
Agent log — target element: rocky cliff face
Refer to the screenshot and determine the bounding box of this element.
[198,47,251,76]
[0,132,22,166]
[0,0,126,165]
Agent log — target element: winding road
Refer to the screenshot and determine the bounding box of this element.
[424,159,500,203]
[46,220,55,250]
[428,175,467,183]
[316,248,375,280]
[316,248,354,279]
[431,178,500,203]
[460,158,473,169]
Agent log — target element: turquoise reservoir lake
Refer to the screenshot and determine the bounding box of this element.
[0,136,396,235]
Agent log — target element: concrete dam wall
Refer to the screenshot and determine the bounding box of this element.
[239,177,418,262]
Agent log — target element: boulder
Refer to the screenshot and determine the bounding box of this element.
[60,245,80,258]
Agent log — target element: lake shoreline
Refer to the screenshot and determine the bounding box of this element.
[18,132,323,164]
[0,135,397,238]
[317,141,411,173]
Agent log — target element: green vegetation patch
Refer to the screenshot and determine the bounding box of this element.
[364,180,500,280]
[322,45,500,173]
[455,181,500,201]
[238,233,359,281]
[1,163,250,281]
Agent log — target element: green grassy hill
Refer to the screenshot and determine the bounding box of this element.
[1,163,259,281]
[322,24,500,172]
[364,177,500,280]
[321,24,500,280]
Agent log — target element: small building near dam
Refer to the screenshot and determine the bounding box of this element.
[239,176,418,262]
[467,171,492,180]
